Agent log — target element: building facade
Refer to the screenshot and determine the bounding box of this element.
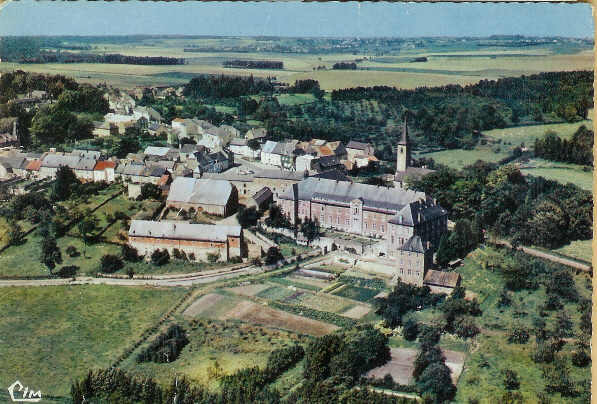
[128,220,242,261]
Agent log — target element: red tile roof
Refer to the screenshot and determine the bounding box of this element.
[94,160,116,171]
[25,159,41,171]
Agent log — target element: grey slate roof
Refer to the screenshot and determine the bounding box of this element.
[144,146,172,157]
[129,220,240,242]
[346,141,370,150]
[310,170,352,182]
[253,187,273,205]
[116,163,145,176]
[278,177,428,214]
[167,177,233,206]
[399,235,427,253]
[388,200,447,226]
[394,166,435,182]
[254,169,306,181]
[41,154,81,169]
[0,155,26,170]
[71,149,101,160]
[73,158,97,171]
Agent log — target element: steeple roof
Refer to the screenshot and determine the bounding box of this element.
[398,116,409,145]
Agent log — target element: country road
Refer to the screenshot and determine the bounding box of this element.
[495,240,591,272]
[0,265,263,288]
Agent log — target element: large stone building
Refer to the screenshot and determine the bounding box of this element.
[166,177,238,216]
[128,220,242,261]
[394,118,434,188]
[278,177,448,286]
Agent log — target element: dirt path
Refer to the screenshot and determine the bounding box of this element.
[495,240,591,272]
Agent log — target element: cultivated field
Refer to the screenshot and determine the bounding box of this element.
[1,41,591,90]
[183,292,338,336]
[0,285,187,397]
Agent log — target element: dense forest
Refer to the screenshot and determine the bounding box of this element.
[534,125,593,166]
[223,60,284,69]
[23,52,185,65]
[331,71,593,148]
[410,162,592,250]
[182,74,274,99]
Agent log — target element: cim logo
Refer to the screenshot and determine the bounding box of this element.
[7,381,42,403]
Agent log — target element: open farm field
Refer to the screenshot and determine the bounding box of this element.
[3,43,591,90]
[552,239,592,264]
[453,247,592,403]
[121,318,301,390]
[417,146,510,169]
[183,292,338,336]
[0,285,187,397]
[520,159,593,191]
[483,121,593,151]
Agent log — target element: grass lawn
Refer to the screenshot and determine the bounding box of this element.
[332,285,379,302]
[520,159,593,191]
[483,121,593,152]
[551,239,592,264]
[275,93,316,106]
[0,233,121,277]
[417,146,509,170]
[0,285,187,397]
[453,247,592,403]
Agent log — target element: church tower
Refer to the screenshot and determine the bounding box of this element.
[396,117,410,173]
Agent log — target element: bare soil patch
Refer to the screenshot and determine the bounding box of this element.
[227,283,271,297]
[341,304,372,319]
[221,299,338,336]
[366,347,465,385]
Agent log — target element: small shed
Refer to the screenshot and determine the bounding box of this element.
[423,270,461,294]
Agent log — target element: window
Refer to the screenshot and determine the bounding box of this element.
[337,216,340,224]
[408,269,412,275]
[372,223,376,229]
[346,219,350,225]
[391,235,395,243]
[321,206,324,211]
[400,268,404,274]
[381,225,384,232]
[364,222,368,229]
[353,208,358,214]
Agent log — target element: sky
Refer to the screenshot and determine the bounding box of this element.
[0,1,593,38]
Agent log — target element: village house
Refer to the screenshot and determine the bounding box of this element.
[423,269,462,294]
[260,140,300,170]
[115,163,168,184]
[166,176,238,217]
[253,169,307,200]
[178,144,207,162]
[229,138,260,159]
[92,121,117,137]
[345,140,377,168]
[193,151,233,175]
[143,146,180,162]
[245,127,267,142]
[0,154,27,180]
[128,220,243,262]
[93,160,117,182]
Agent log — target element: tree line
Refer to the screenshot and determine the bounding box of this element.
[332,62,358,70]
[183,74,274,99]
[12,51,185,65]
[534,125,593,166]
[409,162,592,250]
[223,60,283,69]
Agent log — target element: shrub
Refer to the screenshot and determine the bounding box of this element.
[65,245,79,257]
[507,326,530,344]
[136,325,188,363]
[100,254,123,273]
[264,247,283,265]
[402,319,419,341]
[228,256,243,264]
[453,316,480,338]
[571,350,590,367]
[56,265,79,278]
[503,369,520,390]
[151,249,170,266]
[207,252,220,263]
[121,245,141,262]
[533,343,555,364]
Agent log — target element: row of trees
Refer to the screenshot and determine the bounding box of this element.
[223,60,283,69]
[534,125,593,166]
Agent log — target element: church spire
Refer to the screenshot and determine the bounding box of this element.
[398,116,409,145]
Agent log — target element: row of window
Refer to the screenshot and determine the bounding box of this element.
[399,268,421,277]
